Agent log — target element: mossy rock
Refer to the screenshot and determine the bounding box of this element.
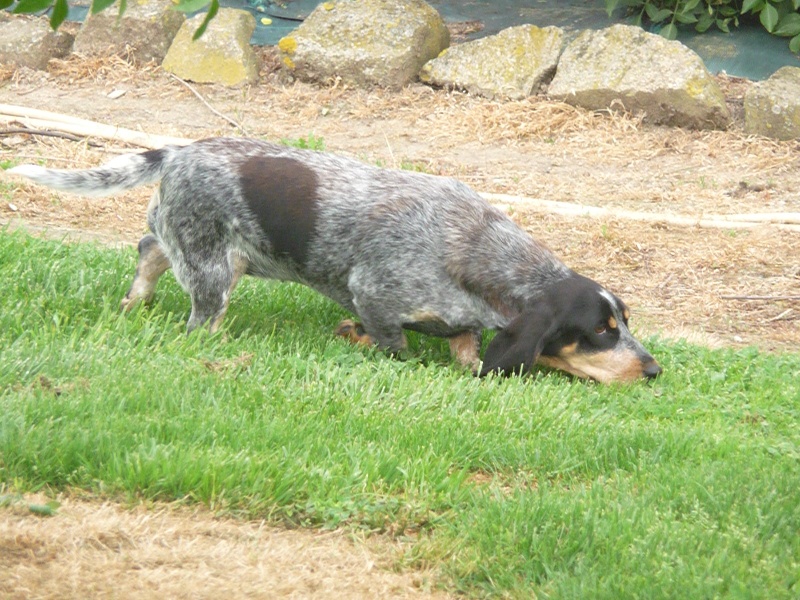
[0,15,73,70]
[74,0,183,63]
[420,25,564,100]
[549,24,730,130]
[162,8,259,87]
[278,0,449,90]
[744,66,800,141]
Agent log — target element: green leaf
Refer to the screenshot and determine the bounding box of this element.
[191,0,218,40]
[173,0,211,13]
[696,12,714,31]
[760,2,780,31]
[50,0,69,29]
[645,3,673,22]
[793,0,800,11]
[790,33,800,52]
[774,12,800,36]
[117,0,127,23]
[681,0,701,12]
[12,0,54,13]
[0,0,14,9]
[716,17,731,32]
[742,0,765,13]
[90,0,117,15]
[660,22,678,39]
[605,0,620,17]
[674,11,699,23]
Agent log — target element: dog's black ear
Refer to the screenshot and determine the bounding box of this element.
[479,308,556,377]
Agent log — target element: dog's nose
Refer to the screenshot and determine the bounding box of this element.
[642,360,662,379]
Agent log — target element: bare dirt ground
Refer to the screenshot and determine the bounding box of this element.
[1,49,798,598]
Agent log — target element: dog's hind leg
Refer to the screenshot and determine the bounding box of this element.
[121,234,171,311]
[181,252,249,334]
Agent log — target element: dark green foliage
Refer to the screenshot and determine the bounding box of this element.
[607,0,800,52]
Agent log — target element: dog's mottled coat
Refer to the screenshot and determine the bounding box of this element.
[10,137,661,382]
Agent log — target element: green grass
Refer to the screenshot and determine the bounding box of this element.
[1,229,799,598]
[279,133,326,151]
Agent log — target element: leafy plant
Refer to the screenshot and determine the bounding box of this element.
[606,0,800,53]
[4,0,217,40]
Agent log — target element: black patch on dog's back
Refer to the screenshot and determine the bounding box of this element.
[239,155,319,266]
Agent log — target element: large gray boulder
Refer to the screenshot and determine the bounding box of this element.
[278,0,449,90]
[0,15,73,70]
[162,8,260,86]
[74,0,183,63]
[549,24,730,129]
[420,24,564,100]
[744,66,800,141]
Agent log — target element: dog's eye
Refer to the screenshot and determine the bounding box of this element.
[594,325,607,335]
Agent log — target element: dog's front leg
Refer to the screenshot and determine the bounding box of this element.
[448,330,483,371]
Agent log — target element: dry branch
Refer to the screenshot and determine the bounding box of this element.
[484,193,800,233]
[720,295,800,301]
[0,104,192,149]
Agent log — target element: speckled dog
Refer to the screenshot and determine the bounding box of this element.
[11,137,661,382]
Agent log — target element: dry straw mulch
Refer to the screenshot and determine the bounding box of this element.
[1,51,798,351]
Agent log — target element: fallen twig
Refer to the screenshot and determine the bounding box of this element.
[0,127,103,146]
[766,309,793,322]
[720,295,800,301]
[167,73,247,134]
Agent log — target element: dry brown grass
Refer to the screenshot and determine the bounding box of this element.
[1,493,448,600]
[1,53,798,352]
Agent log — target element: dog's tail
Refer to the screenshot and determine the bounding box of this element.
[8,146,181,197]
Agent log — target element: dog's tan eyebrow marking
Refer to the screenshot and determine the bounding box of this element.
[623,307,630,321]
[239,155,319,266]
[608,315,617,329]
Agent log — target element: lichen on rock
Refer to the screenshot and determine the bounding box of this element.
[162,8,260,87]
[744,66,800,141]
[420,24,564,100]
[278,0,449,90]
[548,24,730,130]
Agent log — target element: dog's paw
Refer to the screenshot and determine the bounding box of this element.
[119,294,138,312]
[334,319,373,346]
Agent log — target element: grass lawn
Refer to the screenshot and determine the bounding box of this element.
[1,229,798,598]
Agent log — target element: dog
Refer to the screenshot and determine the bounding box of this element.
[10,137,661,382]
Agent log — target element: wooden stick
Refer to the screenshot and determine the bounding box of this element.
[720,295,800,301]
[0,114,192,150]
[0,103,97,126]
[0,127,103,145]
[167,73,246,133]
[0,104,192,149]
[483,193,800,232]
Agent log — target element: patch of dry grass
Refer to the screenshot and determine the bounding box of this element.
[1,494,447,600]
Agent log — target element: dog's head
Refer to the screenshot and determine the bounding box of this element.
[479,273,661,383]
